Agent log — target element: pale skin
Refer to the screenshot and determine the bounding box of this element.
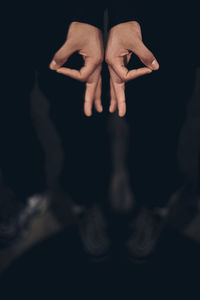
[50,21,159,117]
[105,21,159,117]
[49,22,104,117]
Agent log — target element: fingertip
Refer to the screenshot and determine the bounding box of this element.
[118,109,126,117]
[85,111,92,117]
[146,68,153,73]
[98,106,103,113]
[56,68,63,74]
[118,104,126,117]
[109,106,115,113]
[95,102,103,113]
[49,60,58,70]
[109,100,117,113]
[119,112,125,117]
[151,59,160,71]
[84,106,92,117]
[144,68,153,76]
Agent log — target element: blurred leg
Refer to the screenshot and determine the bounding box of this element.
[1,9,46,202]
[38,57,111,207]
[126,62,196,209]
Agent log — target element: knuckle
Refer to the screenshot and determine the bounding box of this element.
[84,97,91,104]
[121,75,127,82]
[98,64,103,72]
[132,21,141,29]
[53,54,64,66]
[80,75,88,82]
[99,56,104,64]
[105,56,112,65]
[94,55,104,65]
[130,21,141,34]
[80,77,86,82]
[118,82,125,89]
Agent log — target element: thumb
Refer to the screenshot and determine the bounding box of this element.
[49,39,75,70]
[132,39,159,71]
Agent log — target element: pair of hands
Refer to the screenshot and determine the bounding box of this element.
[49,21,159,117]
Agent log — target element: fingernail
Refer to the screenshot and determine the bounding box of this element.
[152,59,159,70]
[119,111,125,117]
[49,60,57,70]
[86,110,92,117]
[109,105,114,113]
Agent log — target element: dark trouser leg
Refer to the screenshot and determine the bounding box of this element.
[0,3,72,201]
[125,63,196,209]
[1,11,46,201]
[38,61,111,208]
[0,69,46,201]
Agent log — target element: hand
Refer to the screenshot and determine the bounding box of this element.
[49,22,104,117]
[105,21,160,117]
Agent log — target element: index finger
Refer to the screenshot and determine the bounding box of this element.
[49,39,76,70]
[56,56,99,82]
[84,64,102,116]
[108,65,126,117]
[111,56,152,82]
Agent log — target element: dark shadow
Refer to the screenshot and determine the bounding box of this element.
[1,224,200,298]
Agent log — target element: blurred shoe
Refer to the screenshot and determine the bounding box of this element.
[78,204,111,261]
[0,188,23,248]
[125,207,166,263]
[166,185,199,231]
[18,193,48,228]
[0,188,48,249]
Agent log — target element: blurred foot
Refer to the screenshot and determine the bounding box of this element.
[0,188,48,249]
[166,185,199,231]
[18,193,48,228]
[78,204,111,261]
[126,207,166,263]
[0,187,25,248]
